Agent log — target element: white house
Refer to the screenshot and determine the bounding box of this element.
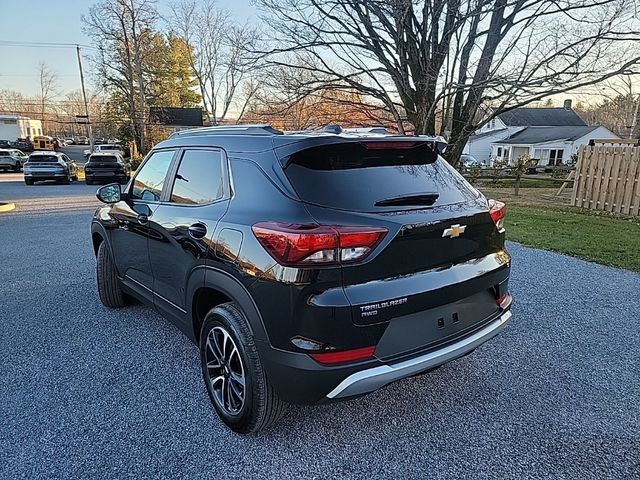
[0,115,43,141]
[464,100,618,165]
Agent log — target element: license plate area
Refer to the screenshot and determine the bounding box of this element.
[374,290,499,360]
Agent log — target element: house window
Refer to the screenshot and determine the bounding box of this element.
[548,149,564,166]
[533,148,564,166]
[496,147,503,157]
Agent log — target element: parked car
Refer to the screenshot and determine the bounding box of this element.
[64,137,75,145]
[90,125,512,433]
[461,154,483,167]
[14,138,34,152]
[0,148,28,171]
[77,136,89,145]
[84,152,131,185]
[95,137,106,145]
[84,144,126,159]
[107,138,120,144]
[23,151,78,185]
[0,140,11,149]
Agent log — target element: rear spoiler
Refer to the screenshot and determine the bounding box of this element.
[275,136,448,168]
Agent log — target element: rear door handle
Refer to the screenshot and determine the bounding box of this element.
[188,223,207,239]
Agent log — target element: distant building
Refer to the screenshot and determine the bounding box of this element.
[464,100,619,165]
[0,115,44,140]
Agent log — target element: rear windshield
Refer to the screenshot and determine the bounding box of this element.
[90,155,118,162]
[28,155,58,162]
[284,142,478,212]
[100,146,119,151]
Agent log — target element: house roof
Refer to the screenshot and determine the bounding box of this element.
[468,128,508,141]
[498,108,587,127]
[496,126,600,145]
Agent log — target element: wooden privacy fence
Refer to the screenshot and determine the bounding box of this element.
[571,143,640,216]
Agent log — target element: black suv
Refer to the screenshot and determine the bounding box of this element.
[91,125,512,433]
[85,152,131,185]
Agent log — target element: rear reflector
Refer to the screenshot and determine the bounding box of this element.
[496,292,512,309]
[252,222,387,266]
[310,346,376,365]
[488,199,506,231]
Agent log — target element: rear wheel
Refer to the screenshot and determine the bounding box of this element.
[200,303,286,433]
[96,241,127,308]
[60,174,71,185]
[13,163,21,172]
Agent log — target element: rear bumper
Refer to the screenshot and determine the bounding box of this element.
[327,309,512,399]
[260,308,512,404]
[86,173,128,180]
[24,172,67,179]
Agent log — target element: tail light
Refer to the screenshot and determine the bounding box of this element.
[310,346,376,365]
[488,199,506,231]
[252,222,387,266]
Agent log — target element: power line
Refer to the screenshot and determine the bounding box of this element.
[0,41,97,50]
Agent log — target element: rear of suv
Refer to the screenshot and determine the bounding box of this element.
[24,151,78,185]
[90,125,512,433]
[84,152,130,185]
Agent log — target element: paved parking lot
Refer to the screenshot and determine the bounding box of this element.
[1,178,639,479]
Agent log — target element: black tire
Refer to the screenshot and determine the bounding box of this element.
[200,303,286,433]
[60,174,71,185]
[14,163,21,172]
[96,241,127,308]
[24,178,33,185]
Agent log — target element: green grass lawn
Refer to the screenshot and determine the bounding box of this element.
[507,205,640,271]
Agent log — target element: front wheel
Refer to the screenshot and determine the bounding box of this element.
[200,304,286,433]
[96,241,127,308]
[24,178,33,185]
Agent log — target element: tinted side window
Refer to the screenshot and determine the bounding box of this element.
[130,150,175,201]
[170,149,224,205]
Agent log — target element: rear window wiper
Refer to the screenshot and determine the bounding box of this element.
[374,193,439,207]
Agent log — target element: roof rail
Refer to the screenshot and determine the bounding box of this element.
[169,124,283,138]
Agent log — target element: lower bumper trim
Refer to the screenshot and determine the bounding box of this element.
[326,310,512,399]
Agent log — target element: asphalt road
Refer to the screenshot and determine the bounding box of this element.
[1,179,639,479]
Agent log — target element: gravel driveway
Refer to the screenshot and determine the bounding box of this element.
[1,205,638,479]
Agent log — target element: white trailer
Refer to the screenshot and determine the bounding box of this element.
[0,115,43,141]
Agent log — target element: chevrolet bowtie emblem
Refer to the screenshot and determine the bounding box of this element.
[442,224,467,238]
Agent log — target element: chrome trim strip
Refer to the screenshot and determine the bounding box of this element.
[326,310,513,399]
[124,274,153,293]
[125,274,187,313]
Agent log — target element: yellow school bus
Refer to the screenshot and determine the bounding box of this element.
[33,136,54,151]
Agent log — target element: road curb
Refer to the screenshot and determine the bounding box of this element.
[0,202,16,213]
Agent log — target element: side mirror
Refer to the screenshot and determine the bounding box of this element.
[96,183,122,204]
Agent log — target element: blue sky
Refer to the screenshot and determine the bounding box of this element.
[0,0,254,96]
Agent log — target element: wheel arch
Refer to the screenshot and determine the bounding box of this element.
[187,266,269,346]
[90,222,108,256]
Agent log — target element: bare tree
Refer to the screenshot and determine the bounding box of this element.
[37,62,59,130]
[256,0,640,164]
[168,0,260,124]
[83,0,160,153]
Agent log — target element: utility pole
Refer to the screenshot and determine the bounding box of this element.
[76,45,94,153]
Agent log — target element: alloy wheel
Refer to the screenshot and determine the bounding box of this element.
[204,326,246,415]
